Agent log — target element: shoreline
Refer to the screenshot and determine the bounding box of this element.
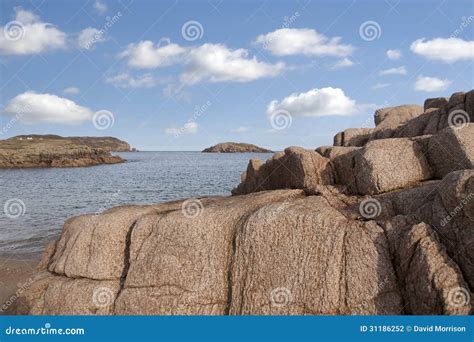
[0,256,39,314]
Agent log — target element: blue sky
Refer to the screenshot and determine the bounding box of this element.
[0,0,473,151]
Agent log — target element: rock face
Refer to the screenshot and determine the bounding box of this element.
[0,135,126,168]
[232,147,334,195]
[12,90,474,315]
[202,142,273,153]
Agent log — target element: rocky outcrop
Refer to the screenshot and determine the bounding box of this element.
[11,135,133,152]
[0,136,125,168]
[12,90,474,315]
[332,91,474,147]
[202,142,273,153]
[232,147,334,195]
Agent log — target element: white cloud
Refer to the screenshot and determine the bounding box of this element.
[119,40,284,84]
[0,8,66,55]
[371,83,390,90]
[63,87,80,94]
[378,66,407,76]
[93,0,107,14]
[410,38,474,63]
[105,73,155,88]
[165,121,198,135]
[230,126,251,133]
[78,27,105,50]
[386,49,402,60]
[120,40,186,69]
[266,87,358,118]
[255,28,354,57]
[331,58,354,70]
[3,92,94,124]
[181,43,284,84]
[414,76,451,92]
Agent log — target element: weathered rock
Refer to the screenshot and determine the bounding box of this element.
[427,125,474,178]
[315,146,360,159]
[383,218,471,314]
[424,97,449,111]
[374,105,424,129]
[229,196,402,315]
[431,170,474,290]
[333,128,374,147]
[232,147,334,195]
[333,138,432,195]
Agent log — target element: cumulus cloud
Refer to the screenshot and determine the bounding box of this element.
[414,76,451,92]
[63,87,80,94]
[181,43,284,84]
[386,49,402,60]
[3,92,94,124]
[119,40,284,84]
[331,58,354,70]
[105,73,155,88]
[78,27,106,49]
[255,28,354,57]
[410,38,474,63]
[378,66,407,76]
[0,8,66,55]
[165,121,198,135]
[120,40,186,68]
[93,0,107,14]
[266,87,358,118]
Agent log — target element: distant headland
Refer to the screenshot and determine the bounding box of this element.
[0,135,135,168]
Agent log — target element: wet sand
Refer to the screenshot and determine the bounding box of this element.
[0,257,38,314]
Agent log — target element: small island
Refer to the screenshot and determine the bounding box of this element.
[0,135,132,168]
[202,142,273,153]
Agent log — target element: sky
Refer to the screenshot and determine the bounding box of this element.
[0,0,473,151]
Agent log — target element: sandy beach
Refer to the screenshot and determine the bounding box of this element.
[0,257,38,314]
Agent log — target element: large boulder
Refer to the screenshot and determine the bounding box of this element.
[333,138,432,195]
[383,218,470,314]
[333,128,374,147]
[424,97,449,111]
[431,170,474,290]
[232,147,334,195]
[427,125,474,178]
[374,105,424,129]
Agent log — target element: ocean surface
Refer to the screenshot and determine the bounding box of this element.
[0,151,272,259]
